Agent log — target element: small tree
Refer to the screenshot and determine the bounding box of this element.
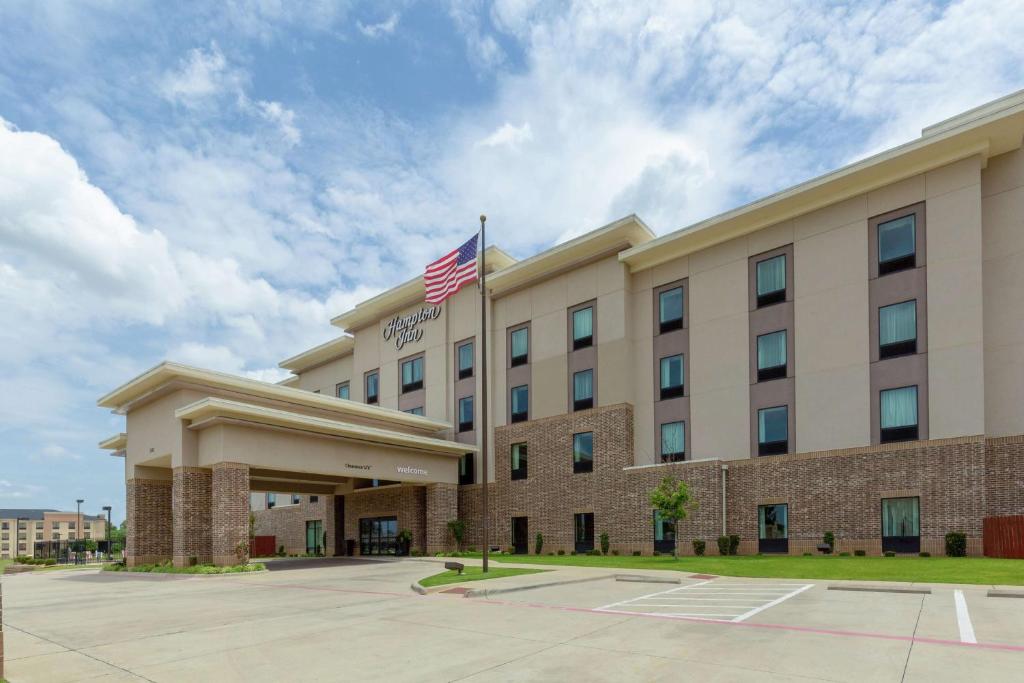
[535,532,544,555]
[447,519,466,552]
[649,477,698,558]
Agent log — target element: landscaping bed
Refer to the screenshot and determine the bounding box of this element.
[102,561,265,575]
[419,566,547,588]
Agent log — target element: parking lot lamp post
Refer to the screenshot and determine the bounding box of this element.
[102,506,112,560]
[76,499,84,564]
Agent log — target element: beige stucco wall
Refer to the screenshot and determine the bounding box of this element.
[296,355,353,396]
[982,147,1024,437]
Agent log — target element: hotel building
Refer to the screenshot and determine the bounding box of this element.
[0,510,108,559]
[101,91,1024,564]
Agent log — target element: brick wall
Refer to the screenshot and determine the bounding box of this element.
[985,436,1024,517]
[212,463,250,566]
[126,478,172,566]
[345,486,425,555]
[172,467,212,567]
[460,404,1000,556]
[252,495,336,556]
[425,483,458,553]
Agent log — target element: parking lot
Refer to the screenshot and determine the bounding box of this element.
[2,558,1022,681]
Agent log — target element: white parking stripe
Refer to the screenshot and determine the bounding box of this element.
[595,580,712,611]
[732,584,814,622]
[954,590,977,644]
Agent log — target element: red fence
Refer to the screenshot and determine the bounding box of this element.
[251,535,277,558]
[983,516,1024,559]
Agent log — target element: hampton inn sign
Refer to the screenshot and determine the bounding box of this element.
[382,305,441,350]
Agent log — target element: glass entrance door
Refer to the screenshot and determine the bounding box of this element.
[511,517,528,554]
[882,497,920,553]
[359,516,398,556]
[305,520,323,555]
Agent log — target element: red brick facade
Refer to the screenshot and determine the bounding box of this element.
[344,485,426,555]
[126,477,172,566]
[985,435,1024,517]
[425,483,458,553]
[252,495,337,556]
[172,467,212,567]
[212,462,250,566]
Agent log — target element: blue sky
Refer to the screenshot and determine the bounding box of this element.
[1,0,1023,523]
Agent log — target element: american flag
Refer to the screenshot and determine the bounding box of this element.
[424,234,479,304]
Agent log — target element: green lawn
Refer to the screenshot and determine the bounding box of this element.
[103,562,265,574]
[0,558,11,574]
[440,553,1024,586]
[420,566,547,588]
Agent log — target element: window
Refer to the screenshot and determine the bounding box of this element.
[310,495,319,503]
[658,286,684,333]
[660,422,685,463]
[52,522,58,529]
[511,517,529,554]
[572,306,593,349]
[359,516,398,556]
[573,369,594,411]
[511,385,529,423]
[267,493,276,509]
[458,341,474,379]
[758,406,789,456]
[336,382,350,400]
[756,254,786,307]
[880,386,918,443]
[653,510,676,554]
[878,214,916,275]
[573,432,593,473]
[757,330,787,381]
[758,504,789,553]
[404,407,424,416]
[458,396,474,432]
[68,522,76,529]
[882,497,920,553]
[291,494,301,505]
[879,300,917,359]
[366,371,379,404]
[35,532,42,540]
[510,327,529,366]
[659,354,684,399]
[574,512,595,552]
[511,443,528,480]
[401,357,424,393]
[459,453,474,486]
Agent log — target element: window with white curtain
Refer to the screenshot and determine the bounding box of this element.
[511,385,529,422]
[573,369,593,410]
[879,300,917,358]
[510,327,529,365]
[660,422,685,462]
[880,385,918,442]
[400,357,424,392]
[572,306,593,349]
[458,396,473,432]
[756,254,786,306]
[511,443,527,480]
[658,286,684,332]
[458,341,474,379]
[659,354,684,399]
[757,330,787,380]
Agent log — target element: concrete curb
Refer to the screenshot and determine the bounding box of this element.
[987,589,1024,598]
[614,574,682,584]
[827,585,931,594]
[411,581,428,595]
[464,574,611,598]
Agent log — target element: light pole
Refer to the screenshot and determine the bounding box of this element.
[102,506,112,561]
[76,499,84,564]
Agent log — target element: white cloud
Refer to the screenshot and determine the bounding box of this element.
[158,42,245,106]
[475,121,532,150]
[0,479,43,501]
[32,444,82,462]
[256,100,302,145]
[357,12,399,38]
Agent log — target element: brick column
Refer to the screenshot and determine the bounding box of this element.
[172,467,212,567]
[212,462,250,566]
[126,478,172,567]
[425,483,458,554]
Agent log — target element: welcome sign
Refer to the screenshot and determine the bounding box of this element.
[382,305,441,350]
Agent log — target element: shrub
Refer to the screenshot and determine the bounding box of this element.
[728,535,740,556]
[44,558,57,566]
[587,549,602,556]
[557,549,565,556]
[653,551,660,556]
[447,519,467,551]
[717,536,730,555]
[945,532,967,557]
[854,549,866,557]
[547,552,554,556]
[467,546,477,553]
[838,552,850,557]
[884,551,896,557]
[632,551,641,556]
[692,539,706,556]
[410,549,424,557]
[277,545,285,556]
[611,550,619,556]
[919,551,931,557]
[802,552,812,557]
[823,531,836,554]
[600,532,610,556]
[535,532,544,555]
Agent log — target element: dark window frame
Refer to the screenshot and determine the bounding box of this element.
[574,512,595,553]
[756,330,788,382]
[365,370,379,404]
[659,354,685,400]
[658,286,685,334]
[879,385,919,444]
[458,453,474,486]
[878,299,918,360]
[510,384,529,423]
[511,443,528,481]
[510,326,529,367]
[572,368,594,412]
[458,396,474,432]
[572,431,594,474]
[660,421,686,463]
[757,503,789,554]
[336,382,350,400]
[881,496,921,553]
[757,405,789,456]
[755,254,787,308]
[400,356,424,394]
[571,306,594,350]
[457,341,474,380]
[877,213,917,276]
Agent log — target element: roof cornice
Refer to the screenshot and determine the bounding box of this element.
[279,335,355,372]
[620,89,1024,272]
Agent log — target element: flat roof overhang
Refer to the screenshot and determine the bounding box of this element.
[620,89,1024,272]
[98,361,451,434]
[279,335,355,373]
[175,397,475,457]
[99,432,127,458]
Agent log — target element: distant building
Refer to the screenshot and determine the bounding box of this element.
[0,509,108,559]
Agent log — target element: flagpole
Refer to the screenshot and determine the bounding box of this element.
[479,214,489,573]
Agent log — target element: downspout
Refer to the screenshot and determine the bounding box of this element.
[720,464,728,536]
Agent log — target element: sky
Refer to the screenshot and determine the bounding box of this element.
[1,0,1023,524]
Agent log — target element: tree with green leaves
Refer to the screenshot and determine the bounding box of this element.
[447,519,466,551]
[649,476,698,558]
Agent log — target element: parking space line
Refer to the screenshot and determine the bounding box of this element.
[732,584,814,622]
[594,579,712,611]
[954,590,977,644]
[595,580,814,622]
